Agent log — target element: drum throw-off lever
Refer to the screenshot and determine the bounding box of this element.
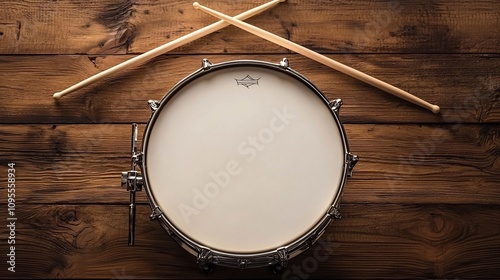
[121,123,143,246]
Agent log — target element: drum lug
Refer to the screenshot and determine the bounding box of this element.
[328,205,341,219]
[148,100,160,112]
[197,248,213,271]
[329,99,343,113]
[279,57,289,69]
[149,206,163,220]
[275,247,289,268]
[346,152,359,177]
[201,58,212,70]
[237,259,249,269]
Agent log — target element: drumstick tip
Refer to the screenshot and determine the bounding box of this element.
[193,2,200,9]
[431,104,440,114]
[53,92,63,100]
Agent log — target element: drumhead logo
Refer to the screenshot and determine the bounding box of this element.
[235,74,260,88]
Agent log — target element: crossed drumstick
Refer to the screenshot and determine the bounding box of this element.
[53,0,440,114]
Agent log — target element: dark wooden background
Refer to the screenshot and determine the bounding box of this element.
[0,0,499,278]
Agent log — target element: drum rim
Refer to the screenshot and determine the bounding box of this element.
[140,59,352,267]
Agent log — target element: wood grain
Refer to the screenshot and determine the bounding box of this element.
[0,0,498,54]
[0,204,498,279]
[0,124,498,205]
[0,54,499,124]
[0,0,499,278]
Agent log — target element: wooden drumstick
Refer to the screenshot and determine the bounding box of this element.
[53,0,285,99]
[193,2,441,114]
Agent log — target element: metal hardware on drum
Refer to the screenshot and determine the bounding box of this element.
[121,123,143,246]
[121,58,358,272]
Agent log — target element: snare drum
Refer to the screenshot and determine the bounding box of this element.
[122,58,358,271]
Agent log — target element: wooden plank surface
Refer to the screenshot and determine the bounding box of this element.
[0,54,499,124]
[0,204,498,279]
[0,0,498,54]
[0,124,498,205]
[0,0,499,279]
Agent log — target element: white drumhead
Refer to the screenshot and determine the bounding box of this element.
[144,62,346,254]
